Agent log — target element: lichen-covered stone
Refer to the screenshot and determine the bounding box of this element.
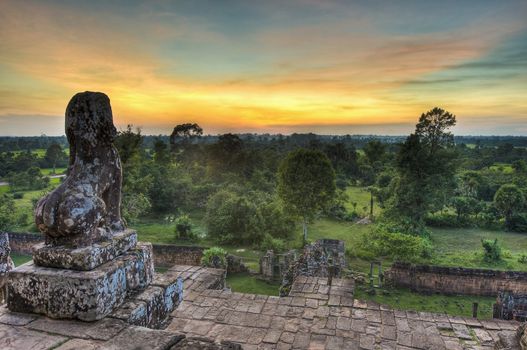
[0,232,15,303]
[33,229,137,271]
[7,243,153,321]
[111,273,183,329]
[35,91,125,248]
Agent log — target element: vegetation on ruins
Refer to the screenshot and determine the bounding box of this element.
[201,247,227,269]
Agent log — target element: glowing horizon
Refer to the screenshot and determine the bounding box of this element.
[0,0,526,136]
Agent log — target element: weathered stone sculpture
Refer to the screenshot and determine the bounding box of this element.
[7,92,182,324]
[35,92,125,247]
[0,232,15,303]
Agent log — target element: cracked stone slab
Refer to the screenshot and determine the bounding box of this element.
[102,325,184,349]
[0,311,38,326]
[0,323,67,350]
[33,229,137,271]
[28,317,127,340]
[7,243,154,321]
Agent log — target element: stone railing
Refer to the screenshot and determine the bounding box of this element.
[385,262,527,297]
[152,244,205,267]
[7,232,42,255]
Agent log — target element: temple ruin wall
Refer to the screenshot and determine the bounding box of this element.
[386,262,527,296]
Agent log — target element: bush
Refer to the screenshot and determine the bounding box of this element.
[201,247,227,269]
[481,239,502,263]
[361,227,428,262]
[205,189,262,244]
[425,213,474,228]
[122,192,151,224]
[259,234,286,253]
[174,214,198,241]
[518,254,527,264]
[507,213,527,233]
[12,192,23,199]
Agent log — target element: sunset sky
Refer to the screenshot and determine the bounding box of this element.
[0,0,526,136]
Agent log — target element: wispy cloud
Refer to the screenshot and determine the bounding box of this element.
[0,0,526,135]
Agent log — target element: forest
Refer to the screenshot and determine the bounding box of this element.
[2,108,527,317]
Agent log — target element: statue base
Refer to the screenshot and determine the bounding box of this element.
[33,229,137,271]
[7,243,154,321]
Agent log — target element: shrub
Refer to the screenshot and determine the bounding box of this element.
[122,192,151,224]
[12,192,23,199]
[174,214,198,241]
[201,247,227,269]
[425,213,474,228]
[361,227,428,262]
[259,234,286,253]
[518,254,527,264]
[481,239,502,263]
[507,213,527,233]
[205,189,262,244]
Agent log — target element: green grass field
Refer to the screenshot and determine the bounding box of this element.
[226,273,280,296]
[353,286,495,319]
[11,253,32,267]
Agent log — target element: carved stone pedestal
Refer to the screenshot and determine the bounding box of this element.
[7,241,154,321]
[32,229,138,271]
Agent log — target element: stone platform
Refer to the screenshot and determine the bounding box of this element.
[0,265,525,349]
[32,229,138,271]
[8,243,154,321]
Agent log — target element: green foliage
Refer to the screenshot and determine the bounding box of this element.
[363,140,386,165]
[122,192,151,224]
[518,254,527,264]
[0,194,17,231]
[277,148,336,243]
[259,234,286,253]
[389,108,458,233]
[361,226,428,262]
[7,167,49,191]
[174,214,198,241]
[205,188,294,245]
[205,189,262,244]
[43,143,67,172]
[494,184,525,230]
[278,148,336,219]
[201,247,227,269]
[481,238,502,263]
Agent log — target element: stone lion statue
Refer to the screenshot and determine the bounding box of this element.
[35,92,125,247]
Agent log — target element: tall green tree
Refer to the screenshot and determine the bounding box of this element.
[494,184,525,229]
[277,149,336,244]
[44,143,66,174]
[390,107,458,233]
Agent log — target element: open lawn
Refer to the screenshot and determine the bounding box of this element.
[353,286,495,319]
[429,227,527,271]
[11,253,31,267]
[226,273,280,296]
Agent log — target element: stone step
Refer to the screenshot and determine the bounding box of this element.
[110,272,183,329]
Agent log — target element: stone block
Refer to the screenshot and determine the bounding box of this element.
[7,243,153,321]
[111,273,183,328]
[102,325,184,350]
[33,229,137,270]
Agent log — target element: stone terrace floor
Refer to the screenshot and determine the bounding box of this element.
[168,266,521,349]
[0,264,523,349]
